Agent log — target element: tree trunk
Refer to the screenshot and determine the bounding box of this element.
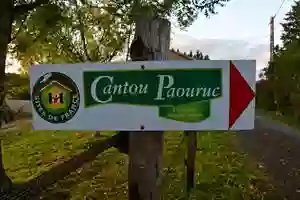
[128,17,170,200]
[0,0,13,101]
[0,0,13,191]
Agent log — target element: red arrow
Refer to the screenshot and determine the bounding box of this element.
[229,61,255,129]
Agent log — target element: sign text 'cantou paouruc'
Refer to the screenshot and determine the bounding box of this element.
[30,60,256,131]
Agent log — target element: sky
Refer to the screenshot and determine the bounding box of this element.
[6,0,294,77]
[171,0,294,78]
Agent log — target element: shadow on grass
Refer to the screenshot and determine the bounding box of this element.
[0,133,125,200]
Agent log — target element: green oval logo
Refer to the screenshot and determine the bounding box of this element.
[32,72,80,124]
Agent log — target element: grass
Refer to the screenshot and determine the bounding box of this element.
[0,120,273,199]
[258,109,300,130]
[162,132,272,200]
[0,120,109,183]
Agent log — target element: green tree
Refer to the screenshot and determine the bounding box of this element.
[1,0,50,102]
[193,49,209,60]
[281,0,300,46]
[10,0,131,72]
[0,0,52,190]
[260,0,300,117]
[193,50,203,59]
[6,73,30,100]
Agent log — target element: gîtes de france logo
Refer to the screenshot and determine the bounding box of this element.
[32,72,80,124]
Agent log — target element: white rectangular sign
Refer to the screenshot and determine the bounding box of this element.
[30,60,256,131]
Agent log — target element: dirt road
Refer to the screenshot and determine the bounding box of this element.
[238,116,300,200]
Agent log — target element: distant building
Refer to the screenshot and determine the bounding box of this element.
[168,49,194,60]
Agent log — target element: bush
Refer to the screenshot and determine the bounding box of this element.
[8,86,30,100]
[6,73,30,100]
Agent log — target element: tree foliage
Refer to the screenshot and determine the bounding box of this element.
[193,49,209,60]
[10,0,132,72]
[185,49,210,60]
[281,0,300,46]
[85,0,230,28]
[258,0,300,118]
[6,73,30,100]
[10,0,227,72]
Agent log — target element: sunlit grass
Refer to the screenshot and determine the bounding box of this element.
[163,132,272,200]
[1,120,272,199]
[1,120,110,183]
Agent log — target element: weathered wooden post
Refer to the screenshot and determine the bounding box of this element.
[94,131,100,137]
[128,17,170,200]
[185,131,197,193]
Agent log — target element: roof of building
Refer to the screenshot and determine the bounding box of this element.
[169,49,194,60]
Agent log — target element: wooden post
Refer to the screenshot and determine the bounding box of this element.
[94,131,100,137]
[186,131,197,193]
[128,17,170,200]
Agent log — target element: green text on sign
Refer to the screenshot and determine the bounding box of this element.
[83,69,222,122]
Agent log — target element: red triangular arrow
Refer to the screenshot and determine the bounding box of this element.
[229,61,255,129]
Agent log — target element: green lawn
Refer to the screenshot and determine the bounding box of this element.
[0,120,273,199]
[258,109,300,130]
[163,132,272,200]
[1,120,107,183]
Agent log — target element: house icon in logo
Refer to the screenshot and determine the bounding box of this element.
[40,80,72,111]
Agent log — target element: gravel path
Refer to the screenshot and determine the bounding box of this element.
[238,116,300,200]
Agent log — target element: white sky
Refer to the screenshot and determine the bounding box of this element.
[171,0,293,78]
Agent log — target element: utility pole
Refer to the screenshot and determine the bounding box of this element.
[270,16,274,62]
[269,16,279,110]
